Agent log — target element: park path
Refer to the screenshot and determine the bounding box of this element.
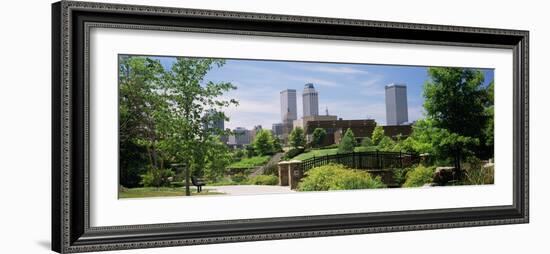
[204,185,294,195]
[249,152,284,177]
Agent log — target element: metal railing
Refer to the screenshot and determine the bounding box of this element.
[300,151,420,172]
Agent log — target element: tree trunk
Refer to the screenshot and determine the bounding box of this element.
[185,165,191,196]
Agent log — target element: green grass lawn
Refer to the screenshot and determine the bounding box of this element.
[119,187,223,199]
[228,155,271,169]
[291,147,376,161]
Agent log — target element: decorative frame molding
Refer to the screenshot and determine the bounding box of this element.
[52,1,529,253]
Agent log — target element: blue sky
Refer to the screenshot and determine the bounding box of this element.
[152,56,494,130]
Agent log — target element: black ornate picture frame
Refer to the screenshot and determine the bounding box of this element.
[52,1,529,253]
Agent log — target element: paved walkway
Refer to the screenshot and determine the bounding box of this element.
[204,185,295,195]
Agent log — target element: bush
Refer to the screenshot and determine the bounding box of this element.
[361,137,373,147]
[403,165,436,187]
[230,173,247,184]
[247,175,278,185]
[463,157,494,185]
[392,167,412,186]
[338,128,357,153]
[298,163,386,191]
[140,168,175,187]
[228,155,271,169]
[283,148,304,160]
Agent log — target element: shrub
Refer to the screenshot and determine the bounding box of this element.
[361,137,373,147]
[228,155,271,169]
[230,173,247,184]
[140,168,175,187]
[463,157,494,185]
[403,165,436,187]
[247,175,278,185]
[338,129,357,153]
[298,163,386,191]
[283,148,304,160]
[392,167,412,186]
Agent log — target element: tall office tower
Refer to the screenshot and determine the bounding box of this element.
[280,89,297,122]
[272,123,283,138]
[385,83,409,125]
[302,83,319,117]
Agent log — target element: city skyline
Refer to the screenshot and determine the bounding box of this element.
[154,56,494,130]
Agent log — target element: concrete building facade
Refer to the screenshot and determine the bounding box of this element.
[385,83,409,125]
[302,83,319,117]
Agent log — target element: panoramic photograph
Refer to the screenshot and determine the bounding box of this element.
[118,55,495,199]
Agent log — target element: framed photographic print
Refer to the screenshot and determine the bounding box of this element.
[52,1,529,253]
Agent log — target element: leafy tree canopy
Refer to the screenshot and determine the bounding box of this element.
[289,127,306,149]
[338,128,357,153]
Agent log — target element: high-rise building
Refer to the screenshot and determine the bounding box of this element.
[272,123,284,138]
[280,89,297,122]
[280,89,297,143]
[302,83,319,117]
[227,127,252,147]
[203,109,224,132]
[385,84,409,125]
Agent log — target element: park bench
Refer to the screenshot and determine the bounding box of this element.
[191,176,206,193]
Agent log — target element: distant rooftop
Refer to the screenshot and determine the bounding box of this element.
[280,89,297,93]
[304,83,315,89]
[385,83,407,89]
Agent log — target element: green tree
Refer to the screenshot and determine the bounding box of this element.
[484,81,494,153]
[338,128,357,153]
[371,125,385,145]
[311,128,327,148]
[361,137,373,147]
[423,67,492,157]
[118,56,167,187]
[203,136,233,181]
[289,127,306,149]
[271,137,283,153]
[402,119,478,170]
[253,129,275,155]
[155,57,238,195]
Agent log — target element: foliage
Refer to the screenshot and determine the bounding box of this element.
[230,173,247,184]
[423,67,493,158]
[271,137,283,153]
[338,128,357,153]
[253,129,275,156]
[463,157,494,185]
[245,145,256,158]
[311,128,328,148]
[228,155,271,169]
[118,56,238,189]
[140,168,175,187]
[247,175,278,185]
[289,127,306,149]
[392,167,412,187]
[361,137,373,147]
[298,163,386,191]
[371,125,385,145]
[402,165,436,187]
[402,119,479,169]
[377,136,396,151]
[283,148,305,160]
[203,136,233,181]
[483,81,495,154]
